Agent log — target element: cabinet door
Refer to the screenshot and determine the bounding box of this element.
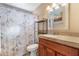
[46,48,55,56]
[39,44,46,56]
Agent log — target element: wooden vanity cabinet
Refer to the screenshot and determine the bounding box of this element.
[46,48,55,56]
[39,44,46,56]
[38,38,79,56]
[56,53,64,56]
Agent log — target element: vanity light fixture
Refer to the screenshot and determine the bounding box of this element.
[47,3,67,12]
[61,3,67,7]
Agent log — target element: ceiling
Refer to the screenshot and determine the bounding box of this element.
[7,3,41,12]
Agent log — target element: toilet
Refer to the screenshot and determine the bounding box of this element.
[27,44,38,56]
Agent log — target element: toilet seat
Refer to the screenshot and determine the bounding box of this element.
[27,44,38,51]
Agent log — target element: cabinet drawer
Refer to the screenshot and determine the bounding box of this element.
[40,38,79,56]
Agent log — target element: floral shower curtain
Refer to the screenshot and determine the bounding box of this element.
[0,4,37,56]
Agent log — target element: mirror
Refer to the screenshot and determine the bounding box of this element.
[48,3,69,31]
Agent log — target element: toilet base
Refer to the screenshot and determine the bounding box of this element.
[30,50,37,56]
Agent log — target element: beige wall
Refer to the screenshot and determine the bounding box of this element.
[33,3,52,20]
[69,3,79,33]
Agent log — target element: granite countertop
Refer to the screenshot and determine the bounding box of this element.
[39,34,79,48]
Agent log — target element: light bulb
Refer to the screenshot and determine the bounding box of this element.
[52,3,57,8]
[46,6,51,11]
[55,5,60,10]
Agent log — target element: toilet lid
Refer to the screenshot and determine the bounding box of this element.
[27,44,38,51]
